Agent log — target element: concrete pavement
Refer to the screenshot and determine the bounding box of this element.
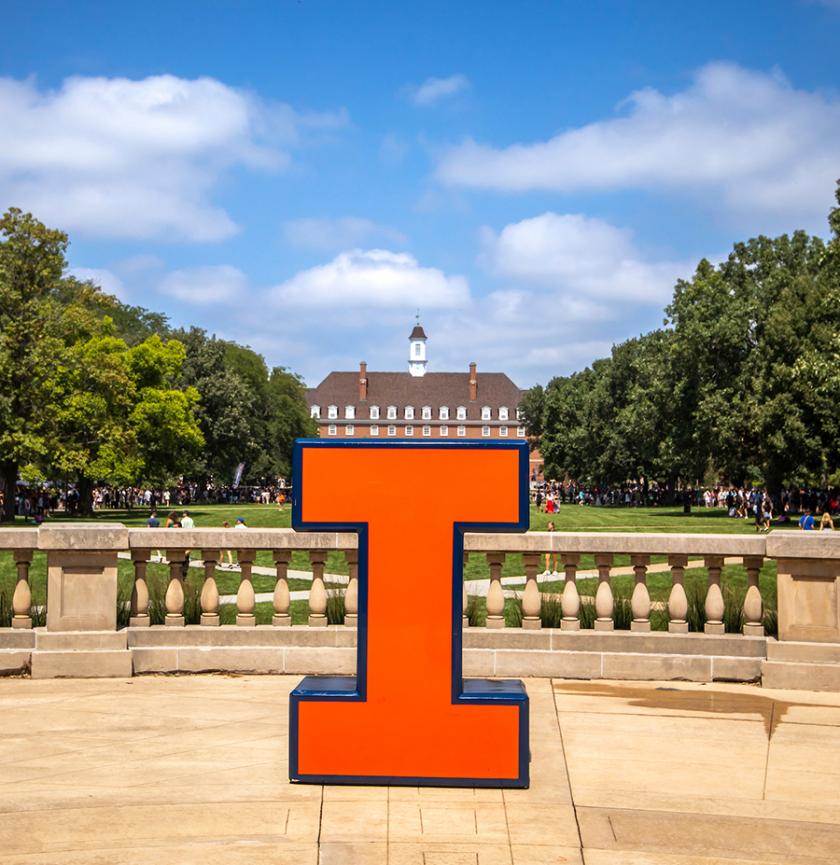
[1,675,838,863]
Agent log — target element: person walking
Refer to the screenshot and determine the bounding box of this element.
[543,521,558,577]
[221,520,235,568]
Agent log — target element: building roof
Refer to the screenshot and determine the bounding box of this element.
[409,324,427,340]
[307,371,523,420]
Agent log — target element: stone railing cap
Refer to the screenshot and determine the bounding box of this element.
[38,523,129,550]
[766,531,840,560]
[127,527,357,550]
[0,527,39,548]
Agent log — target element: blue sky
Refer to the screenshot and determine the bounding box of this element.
[2,0,839,387]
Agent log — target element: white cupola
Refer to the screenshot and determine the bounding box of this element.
[408,319,427,377]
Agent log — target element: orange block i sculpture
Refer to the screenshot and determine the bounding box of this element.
[289,439,530,787]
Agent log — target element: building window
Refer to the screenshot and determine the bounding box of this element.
[370,424,379,436]
[405,405,414,420]
[310,405,320,419]
[421,405,431,420]
[482,425,490,437]
[456,406,466,420]
[499,406,509,420]
[414,343,421,356]
[457,425,466,437]
[387,425,396,436]
[345,424,354,436]
[439,406,449,420]
[500,425,508,437]
[370,405,380,419]
[345,405,355,419]
[517,426,526,437]
[481,406,491,420]
[387,405,397,419]
[422,425,431,437]
[440,425,449,437]
[327,405,337,419]
[328,424,337,436]
[405,425,414,436]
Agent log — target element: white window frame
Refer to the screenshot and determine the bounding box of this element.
[405,405,414,420]
[328,424,337,436]
[387,405,397,419]
[421,405,431,420]
[499,406,509,420]
[370,405,380,419]
[327,405,337,419]
[482,425,491,437]
[345,405,355,420]
[345,424,354,436]
[439,406,449,420]
[456,406,466,420]
[500,425,508,437]
[405,425,414,436]
[517,426,526,437]
[481,406,491,420]
[370,424,379,436]
[310,405,320,419]
[387,424,396,436]
[440,425,449,437]
[457,425,466,437]
[422,425,431,437]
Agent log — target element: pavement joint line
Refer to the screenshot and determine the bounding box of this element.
[763,701,776,800]
[549,677,585,858]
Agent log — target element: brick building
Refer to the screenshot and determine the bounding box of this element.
[306,324,535,453]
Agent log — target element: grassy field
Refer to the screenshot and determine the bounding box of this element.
[0,502,788,627]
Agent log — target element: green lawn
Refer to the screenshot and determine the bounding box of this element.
[0,503,788,626]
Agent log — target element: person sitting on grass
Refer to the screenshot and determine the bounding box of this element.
[819,511,836,532]
[799,509,816,531]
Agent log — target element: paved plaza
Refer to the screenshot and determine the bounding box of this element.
[1,675,839,864]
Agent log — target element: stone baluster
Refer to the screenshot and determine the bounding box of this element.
[560,553,580,630]
[344,549,358,627]
[594,553,614,631]
[462,552,469,628]
[667,554,689,633]
[164,550,186,626]
[200,549,220,626]
[236,551,257,626]
[704,555,725,634]
[486,552,506,628]
[129,549,151,627]
[630,554,651,631]
[522,552,542,629]
[742,556,764,636]
[11,550,33,629]
[272,550,291,626]
[308,551,328,626]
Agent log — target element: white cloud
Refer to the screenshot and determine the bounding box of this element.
[480,212,689,303]
[437,62,840,224]
[158,265,247,304]
[282,217,407,252]
[69,267,125,300]
[0,74,347,241]
[407,74,470,106]
[269,249,469,309]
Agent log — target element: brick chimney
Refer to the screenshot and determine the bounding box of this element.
[468,362,477,401]
[359,361,368,401]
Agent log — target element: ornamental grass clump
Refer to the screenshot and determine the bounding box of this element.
[326,589,345,625]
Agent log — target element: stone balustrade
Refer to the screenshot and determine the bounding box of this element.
[0,524,839,687]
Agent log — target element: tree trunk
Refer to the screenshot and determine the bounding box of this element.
[0,461,17,522]
[76,476,94,517]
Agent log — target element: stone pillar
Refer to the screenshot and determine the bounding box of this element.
[704,555,725,635]
[560,553,580,631]
[522,552,542,629]
[164,550,186,627]
[742,555,764,636]
[272,550,291,626]
[236,550,256,627]
[667,554,689,633]
[485,552,506,629]
[594,553,614,631]
[200,549,221,626]
[344,549,358,627]
[308,550,328,627]
[11,549,33,629]
[630,554,651,632]
[129,549,151,627]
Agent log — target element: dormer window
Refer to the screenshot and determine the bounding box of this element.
[439,406,449,420]
[456,406,466,420]
[327,405,337,419]
[370,405,380,419]
[405,405,414,420]
[499,406,509,420]
[310,405,320,419]
[481,406,491,420]
[421,405,431,420]
[345,405,355,419]
[387,405,397,420]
